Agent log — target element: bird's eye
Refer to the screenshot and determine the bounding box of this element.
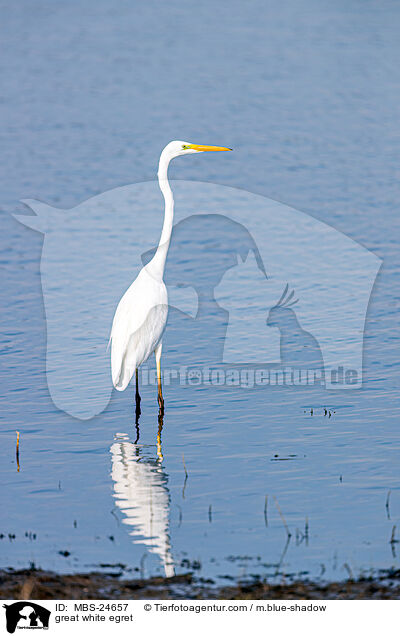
[182,144,190,150]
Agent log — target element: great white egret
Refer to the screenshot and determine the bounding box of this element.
[110,140,232,413]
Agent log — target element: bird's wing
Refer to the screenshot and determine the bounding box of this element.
[110,274,146,388]
[110,269,167,390]
[110,298,132,389]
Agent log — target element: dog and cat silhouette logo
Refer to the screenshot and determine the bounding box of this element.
[15,181,381,419]
[3,602,50,633]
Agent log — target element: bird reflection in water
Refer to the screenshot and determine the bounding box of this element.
[110,430,174,577]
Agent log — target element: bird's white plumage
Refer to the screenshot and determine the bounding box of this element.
[111,267,168,390]
[110,140,231,395]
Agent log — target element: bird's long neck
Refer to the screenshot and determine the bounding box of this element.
[148,153,174,280]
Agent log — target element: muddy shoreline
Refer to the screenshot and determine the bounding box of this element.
[1,568,400,600]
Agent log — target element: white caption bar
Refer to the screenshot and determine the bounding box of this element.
[1,599,396,634]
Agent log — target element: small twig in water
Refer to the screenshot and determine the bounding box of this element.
[343,562,353,580]
[275,534,291,577]
[390,525,397,558]
[295,528,304,546]
[182,453,188,478]
[386,490,391,520]
[305,516,309,545]
[16,431,20,473]
[208,505,212,523]
[110,508,120,526]
[273,496,291,538]
[182,454,188,499]
[264,495,268,527]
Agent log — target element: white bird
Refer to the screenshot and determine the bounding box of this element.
[110,140,232,412]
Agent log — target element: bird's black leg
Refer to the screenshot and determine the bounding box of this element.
[134,410,140,444]
[135,368,141,411]
[134,369,141,441]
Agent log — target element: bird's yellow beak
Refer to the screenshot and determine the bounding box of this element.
[187,144,232,152]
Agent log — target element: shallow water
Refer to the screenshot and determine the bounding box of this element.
[1,0,400,583]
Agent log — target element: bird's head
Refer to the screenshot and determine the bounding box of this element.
[162,140,232,160]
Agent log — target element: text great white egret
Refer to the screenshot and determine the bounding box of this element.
[110,141,232,413]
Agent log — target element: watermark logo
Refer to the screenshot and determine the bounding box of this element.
[139,365,358,388]
[3,602,50,633]
[15,180,381,419]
